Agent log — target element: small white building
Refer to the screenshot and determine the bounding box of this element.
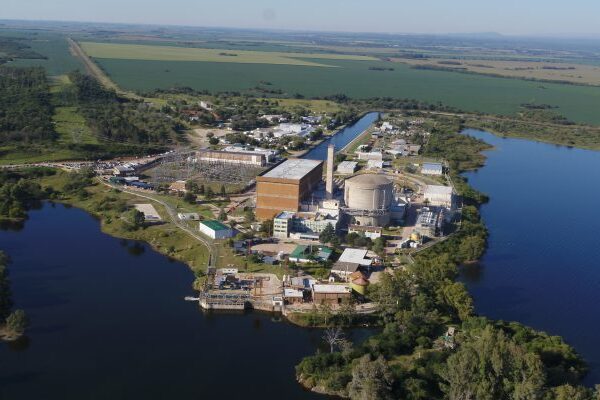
[424,185,455,208]
[348,225,383,240]
[338,248,373,267]
[367,160,384,170]
[337,161,358,175]
[199,220,234,239]
[421,162,443,176]
[356,151,383,161]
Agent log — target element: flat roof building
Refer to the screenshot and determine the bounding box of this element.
[424,185,455,208]
[197,149,266,166]
[337,161,358,175]
[421,162,443,176]
[312,284,352,305]
[256,159,324,220]
[199,220,234,239]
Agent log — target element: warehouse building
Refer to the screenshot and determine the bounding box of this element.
[256,158,324,220]
[421,162,443,176]
[199,220,234,239]
[196,149,266,166]
[312,284,352,305]
[424,185,455,208]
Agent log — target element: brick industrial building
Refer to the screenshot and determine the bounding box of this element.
[256,158,323,220]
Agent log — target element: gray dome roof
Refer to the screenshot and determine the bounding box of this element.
[346,174,392,189]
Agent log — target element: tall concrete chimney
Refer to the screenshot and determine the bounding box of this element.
[326,144,335,199]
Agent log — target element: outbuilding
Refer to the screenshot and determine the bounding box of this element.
[312,284,352,305]
[199,220,233,239]
[421,162,443,175]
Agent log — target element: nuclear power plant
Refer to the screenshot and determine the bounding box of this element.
[257,141,405,237]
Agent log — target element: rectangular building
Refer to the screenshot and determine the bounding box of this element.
[312,284,352,305]
[424,185,455,208]
[256,159,324,220]
[337,161,358,175]
[199,220,234,239]
[197,149,266,166]
[421,162,443,175]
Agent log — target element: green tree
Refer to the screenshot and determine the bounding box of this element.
[319,223,336,244]
[185,180,199,193]
[129,209,145,230]
[545,385,594,400]
[218,208,227,221]
[438,281,474,321]
[183,191,196,204]
[347,355,394,400]
[372,237,387,256]
[220,184,227,197]
[205,186,214,199]
[5,309,28,336]
[198,184,205,195]
[459,235,486,263]
[440,325,545,400]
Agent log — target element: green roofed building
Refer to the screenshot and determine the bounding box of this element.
[199,220,233,239]
[289,245,310,263]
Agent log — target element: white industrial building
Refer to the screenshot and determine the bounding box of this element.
[199,220,234,239]
[272,123,314,138]
[337,161,358,175]
[356,151,383,161]
[273,200,340,239]
[421,162,443,175]
[424,185,455,208]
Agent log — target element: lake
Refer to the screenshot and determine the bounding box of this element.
[302,112,380,160]
[0,203,343,400]
[461,129,600,384]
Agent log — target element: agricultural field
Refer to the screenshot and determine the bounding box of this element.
[80,42,378,67]
[394,57,600,86]
[91,56,600,125]
[2,30,82,76]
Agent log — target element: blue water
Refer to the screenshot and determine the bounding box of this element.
[461,129,600,384]
[302,112,380,160]
[0,203,345,400]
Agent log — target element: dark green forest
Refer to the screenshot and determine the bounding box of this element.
[0,66,56,144]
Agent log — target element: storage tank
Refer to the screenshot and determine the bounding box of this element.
[344,174,393,226]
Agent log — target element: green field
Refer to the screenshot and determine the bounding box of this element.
[93,57,600,125]
[80,41,377,67]
[4,31,82,76]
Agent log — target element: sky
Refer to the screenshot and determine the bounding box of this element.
[3,0,600,36]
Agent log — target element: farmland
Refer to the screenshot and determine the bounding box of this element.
[394,57,600,86]
[3,30,82,76]
[80,42,377,67]
[91,56,600,125]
